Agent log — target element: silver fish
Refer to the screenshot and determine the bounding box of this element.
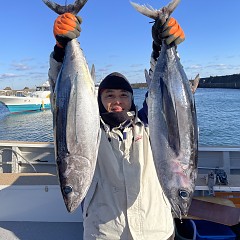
[131,0,198,218]
[43,0,101,213]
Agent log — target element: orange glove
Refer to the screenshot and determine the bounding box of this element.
[152,17,185,46]
[53,13,82,48]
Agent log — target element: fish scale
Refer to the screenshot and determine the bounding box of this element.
[131,0,198,219]
[43,0,101,213]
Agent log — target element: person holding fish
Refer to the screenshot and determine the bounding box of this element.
[47,5,185,240]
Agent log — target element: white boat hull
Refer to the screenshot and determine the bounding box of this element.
[0,96,51,113]
[0,81,51,113]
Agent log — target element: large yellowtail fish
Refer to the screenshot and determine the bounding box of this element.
[43,0,101,213]
[131,0,198,218]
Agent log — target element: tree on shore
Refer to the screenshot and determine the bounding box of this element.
[4,87,12,90]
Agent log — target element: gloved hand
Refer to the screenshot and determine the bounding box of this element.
[53,13,82,48]
[152,17,185,46]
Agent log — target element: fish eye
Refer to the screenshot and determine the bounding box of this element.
[179,190,190,199]
[63,186,73,195]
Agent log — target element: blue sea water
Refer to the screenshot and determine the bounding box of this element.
[0,88,239,146]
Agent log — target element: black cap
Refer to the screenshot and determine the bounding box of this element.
[98,72,133,95]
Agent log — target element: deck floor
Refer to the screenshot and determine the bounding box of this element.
[0,221,83,240]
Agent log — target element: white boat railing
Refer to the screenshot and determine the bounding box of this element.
[197,146,240,175]
[0,141,55,174]
[0,142,240,175]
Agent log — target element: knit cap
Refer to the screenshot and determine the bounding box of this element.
[98,72,133,95]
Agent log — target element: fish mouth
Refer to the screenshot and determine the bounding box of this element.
[67,203,76,213]
[65,197,79,213]
[170,198,189,219]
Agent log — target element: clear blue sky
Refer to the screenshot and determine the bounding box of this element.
[0,0,240,89]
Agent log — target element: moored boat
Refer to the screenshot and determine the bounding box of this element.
[0,82,51,113]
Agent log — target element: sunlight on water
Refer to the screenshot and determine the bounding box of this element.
[0,108,53,142]
[195,88,240,146]
[0,88,239,146]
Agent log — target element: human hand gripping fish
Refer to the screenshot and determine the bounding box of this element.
[43,0,101,213]
[131,0,198,219]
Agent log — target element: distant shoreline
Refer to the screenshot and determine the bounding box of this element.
[132,73,240,89]
[2,73,240,91]
[196,73,240,89]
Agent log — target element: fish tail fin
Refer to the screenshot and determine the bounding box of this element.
[130,0,180,20]
[42,0,88,15]
[130,2,158,20]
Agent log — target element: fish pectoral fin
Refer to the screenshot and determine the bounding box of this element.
[66,75,78,145]
[161,81,180,152]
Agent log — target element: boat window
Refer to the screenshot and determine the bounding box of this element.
[36,86,50,91]
[15,91,26,97]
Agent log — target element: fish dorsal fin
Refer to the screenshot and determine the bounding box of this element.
[144,69,151,87]
[90,64,96,83]
[191,74,200,94]
[42,0,88,15]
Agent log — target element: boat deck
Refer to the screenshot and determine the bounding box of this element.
[0,173,84,239]
[0,221,83,240]
[0,173,58,186]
